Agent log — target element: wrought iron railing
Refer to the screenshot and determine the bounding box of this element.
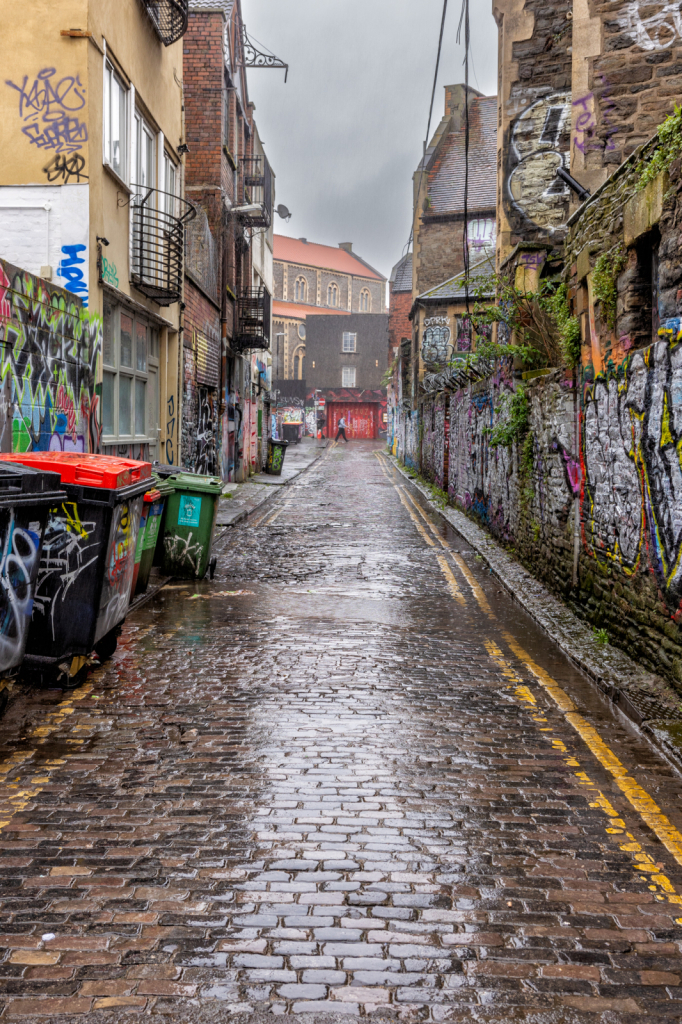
[238,157,273,228]
[130,186,196,306]
[235,287,271,351]
[141,0,188,45]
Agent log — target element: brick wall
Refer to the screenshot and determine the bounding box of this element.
[388,289,412,360]
[184,12,225,190]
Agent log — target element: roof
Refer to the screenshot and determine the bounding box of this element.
[188,0,235,12]
[428,95,497,215]
[273,301,349,321]
[390,254,412,293]
[416,255,495,303]
[274,236,385,281]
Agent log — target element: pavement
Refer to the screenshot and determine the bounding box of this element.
[1,442,682,1021]
[215,439,325,530]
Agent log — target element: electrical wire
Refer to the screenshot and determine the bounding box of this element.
[457,0,470,315]
[403,0,450,259]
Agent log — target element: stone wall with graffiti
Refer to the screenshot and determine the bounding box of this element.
[0,258,101,454]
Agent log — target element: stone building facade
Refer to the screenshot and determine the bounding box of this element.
[273,236,387,381]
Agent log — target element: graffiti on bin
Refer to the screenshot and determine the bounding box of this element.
[34,503,98,636]
[98,501,138,638]
[0,260,102,454]
[0,511,41,669]
[164,531,204,575]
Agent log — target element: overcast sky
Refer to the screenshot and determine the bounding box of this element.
[244,0,498,280]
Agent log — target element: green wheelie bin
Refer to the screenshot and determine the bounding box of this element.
[134,476,175,596]
[160,472,222,579]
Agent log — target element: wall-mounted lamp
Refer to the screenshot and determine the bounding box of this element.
[96,236,110,246]
[178,143,190,156]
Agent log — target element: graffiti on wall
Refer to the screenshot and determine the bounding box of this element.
[57,244,88,307]
[97,499,141,640]
[582,338,682,607]
[0,260,101,455]
[421,316,452,365]
[622,2,682,50]
[43,154,88,184]
[195,387,217,475]
[5,68,88,155]
[506,91,571,235]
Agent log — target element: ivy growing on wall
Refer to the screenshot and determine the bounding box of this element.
[638,104,682,191]
[592,245,626,333]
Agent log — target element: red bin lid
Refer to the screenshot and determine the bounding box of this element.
[0,452,152,490]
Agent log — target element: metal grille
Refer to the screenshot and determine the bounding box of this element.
[130,186,196,306]
[141,0,188,45]
[239,157,272,229]
[235,287,271,351]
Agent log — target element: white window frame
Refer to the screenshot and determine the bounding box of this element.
[133,109,156,191]
[103,60,128,180]
[102,303,158,443]
[342,332,357,353]
[342,366,356,387]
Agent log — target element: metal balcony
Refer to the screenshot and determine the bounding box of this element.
[130,186,196,306]
[141,0,188,45]
[238,157,273,229]
[235,287,271,351]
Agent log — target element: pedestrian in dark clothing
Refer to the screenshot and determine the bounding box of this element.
[335,416,349,442]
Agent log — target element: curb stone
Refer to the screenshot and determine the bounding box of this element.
[387,453,682,774]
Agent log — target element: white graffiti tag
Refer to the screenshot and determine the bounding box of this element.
[622,1,682,50]
[0,513,40,670]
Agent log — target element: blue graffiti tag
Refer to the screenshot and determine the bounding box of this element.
[5,68,88,155]
[57,245,88,308]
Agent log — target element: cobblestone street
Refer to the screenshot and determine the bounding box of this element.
[1,443,682,1022]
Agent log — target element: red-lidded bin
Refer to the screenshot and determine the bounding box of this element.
[0,453,151,685]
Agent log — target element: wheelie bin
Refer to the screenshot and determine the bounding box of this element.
[134,476,175,596]
[160,471,222,579]
[0,464,66,713]
[0,452,151,686]
[266,438,289,476]
[131,486,161,596]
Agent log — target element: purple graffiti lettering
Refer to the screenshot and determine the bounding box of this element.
[5,68,88,156]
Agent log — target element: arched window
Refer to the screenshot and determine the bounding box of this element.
[360,288,371,312]
[294,276,307,303]
[327,282,339,307]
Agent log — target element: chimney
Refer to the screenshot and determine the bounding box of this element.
[338,242,353,253]
[299,237,308,243]
[444,84,482,130]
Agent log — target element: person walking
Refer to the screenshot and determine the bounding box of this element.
[335,415,349,443]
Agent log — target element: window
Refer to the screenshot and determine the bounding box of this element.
[298,322,306,340]
[327,282,339,307]
[103,62,127,178]
[103,302,157,441]
[360,288,371,312]
[342,366,356,387]
[294,276,307,303]
[134,111,155,189]
[342,332,357,353]
[163,151,177,217]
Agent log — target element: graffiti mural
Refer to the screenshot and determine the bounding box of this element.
[32,501,99,643]
[195,387,217,475]
[506,91,571,235]
[5,67,88,155]
[421,317,452,365]
[582,338,682,607]
[621,2,682,50]
[0,258,101,455]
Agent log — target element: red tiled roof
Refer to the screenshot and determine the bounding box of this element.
[273,301,349,320]
[274,236,384,281]
[428,96,497,214]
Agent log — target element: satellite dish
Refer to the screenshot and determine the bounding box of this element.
[276,204,292,221]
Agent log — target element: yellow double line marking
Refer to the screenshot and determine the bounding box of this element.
[376,449,682,885]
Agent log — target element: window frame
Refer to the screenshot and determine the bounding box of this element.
[294,276,307,303]
[102,302,159,444]
[342,332,357,353]
[327,281,339,307]
[342,366,356,388]
[360,288,371,312]
[133,109,156,191]
[103,60,128,180]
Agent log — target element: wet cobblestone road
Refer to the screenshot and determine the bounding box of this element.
[2,443,682,1022]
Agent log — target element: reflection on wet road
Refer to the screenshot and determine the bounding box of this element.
[0,442,682,1021]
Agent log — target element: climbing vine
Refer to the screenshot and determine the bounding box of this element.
[489,384,529,449]
[592,244,626,333]
[638,104,682,191]
[541,283,581,367]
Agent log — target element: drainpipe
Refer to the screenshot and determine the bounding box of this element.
[572,365,581,590]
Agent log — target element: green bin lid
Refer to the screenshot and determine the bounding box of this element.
[166,471,223,495]
[151,473,177,497]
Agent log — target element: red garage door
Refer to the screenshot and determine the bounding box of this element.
[328,404,378,440]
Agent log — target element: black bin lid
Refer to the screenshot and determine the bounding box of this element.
[152,461,184,479]
[0,463,64,502]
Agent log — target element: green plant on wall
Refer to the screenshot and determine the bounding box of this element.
[489,384,529,449]
[638,104,682,191]
[541,283,581,367]
[592,245,626,333]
